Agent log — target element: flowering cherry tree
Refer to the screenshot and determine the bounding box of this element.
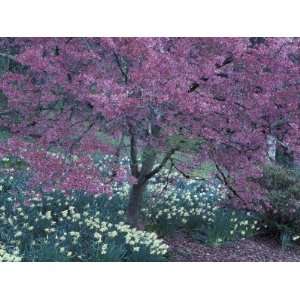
[0,38,299,225]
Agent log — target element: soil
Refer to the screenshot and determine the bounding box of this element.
[167,232,300,262]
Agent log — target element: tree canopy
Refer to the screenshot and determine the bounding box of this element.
[0,38,299,216]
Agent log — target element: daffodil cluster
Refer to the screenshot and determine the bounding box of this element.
[141,168,264,245]
[142,175,226,231]
[0,190,168,261]
[199,209,265,246]
[0,244,22,262]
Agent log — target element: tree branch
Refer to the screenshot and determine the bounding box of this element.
[69,121,95,153]
[156,164,174,197]
[113,52,128,83]
[215,163,242,199]
[169,157,206,181]
[144,147,178,180]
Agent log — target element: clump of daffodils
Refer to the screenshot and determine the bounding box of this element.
[0,189,168,261]
[203,209,264,246]
[140,169,263,245]
[143,174,225,229]
[116,222,168,256]
[0,244,22,262]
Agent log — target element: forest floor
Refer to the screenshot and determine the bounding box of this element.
[167,232,300,262]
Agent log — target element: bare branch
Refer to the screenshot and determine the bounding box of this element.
[170,158,206,181]
[156,164,174,197]
[215,163,242,199]
[144,147,178,180]
[69,121,95,153]
[113,52,128,83]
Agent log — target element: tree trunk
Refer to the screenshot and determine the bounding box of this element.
[267,135,277,162]
[127,147,157,227]
[127,182,146,228]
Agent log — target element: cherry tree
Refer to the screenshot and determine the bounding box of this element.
[0,37,299,225]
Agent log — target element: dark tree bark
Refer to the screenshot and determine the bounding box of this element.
[127,182,146,228]
[126,121,178,227]
[127,145,178,227]
[127,147,156,227]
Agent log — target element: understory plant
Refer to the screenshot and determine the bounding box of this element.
[260,163,300,247]
[191,209,264,246]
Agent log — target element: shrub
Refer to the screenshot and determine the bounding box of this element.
[261,163,300,247]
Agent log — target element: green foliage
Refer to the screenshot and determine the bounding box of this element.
[167,134,203,153]
[0,90,8,108]
[275,144,295,168]
[0,128,11,141]
[190,162,216,179]
[192,209,263,246]
[8,59,28,74]
[0,90,11,140]
[261,163,300,246]
[0,56,10,76]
